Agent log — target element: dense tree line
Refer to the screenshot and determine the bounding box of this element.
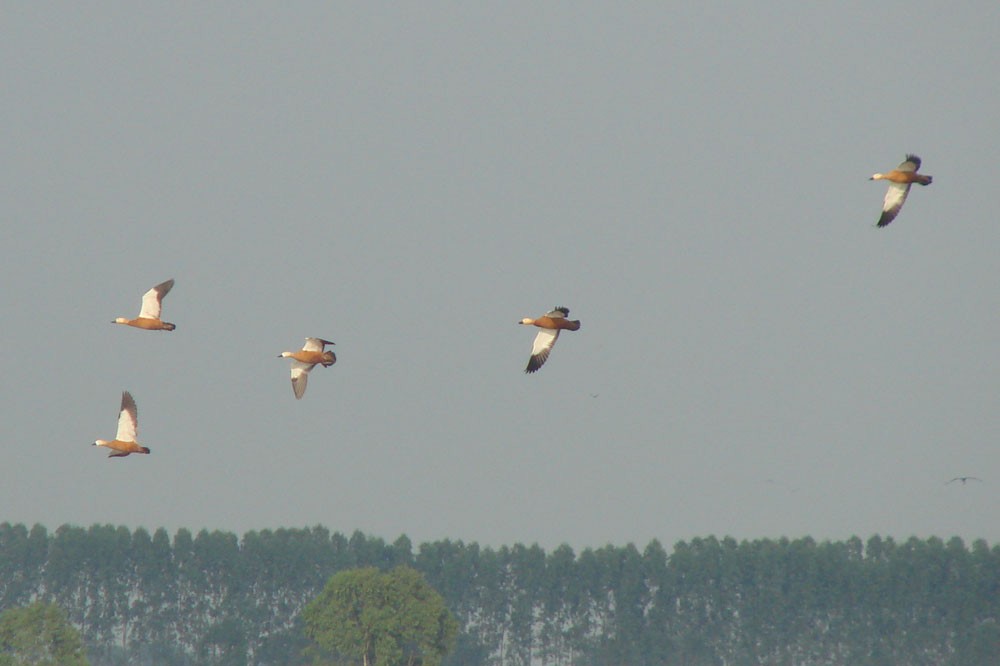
[1,522,998,665]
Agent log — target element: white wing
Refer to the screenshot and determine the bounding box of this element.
[138,279,173,319]
[897,155,920,173]
[302,337,330,352]
[526,329,560,373]
[290,361,315,399]
[878,182,911,227]
[116,392,138,442]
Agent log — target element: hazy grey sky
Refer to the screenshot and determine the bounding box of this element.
[3,3,998,551]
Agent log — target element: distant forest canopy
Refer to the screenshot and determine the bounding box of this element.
[1,523,999,666]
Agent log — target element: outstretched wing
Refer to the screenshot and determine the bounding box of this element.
[116,391,138,442]
[303,337,334,352]
[877,182,911,227]
[290,361,315,399]
[898,155,921,172]
[526,329,560,373]
[139,279,174,319]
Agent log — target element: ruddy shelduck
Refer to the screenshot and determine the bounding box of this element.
[519,307,580,373]
[112,279,176,331]
[870,154,932,228]
[278,337,336,399]
[93,391,150,458]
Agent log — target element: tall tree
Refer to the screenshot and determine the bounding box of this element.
[302,566,457,666]
[0,601,89,666]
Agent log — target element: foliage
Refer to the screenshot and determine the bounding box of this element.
[302,566,457,666]
[0,601,89,665]
[1,522,999,665]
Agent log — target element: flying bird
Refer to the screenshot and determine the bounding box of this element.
[93,391,150,458]
[112,279,176,331]
[518,307,581,373]
[946,476,982,485]
[869,154,932,227]
[278,337,336,399]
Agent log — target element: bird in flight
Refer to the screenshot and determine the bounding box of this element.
[946,476,982,485]
[869,154,932,228]
[278,337,336,399]
[519,307,581,373]
[112,279,176,331]
[93,391,150,458]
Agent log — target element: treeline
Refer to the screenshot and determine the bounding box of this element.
[1,523,999,665]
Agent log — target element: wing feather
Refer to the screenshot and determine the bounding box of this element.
[290,361,315,399]
[898,155,921,172]
[138,279,174,319]
[302,337,334,352]
[526,329,559,373]
[877,182,911,227]
[116,391,138,442]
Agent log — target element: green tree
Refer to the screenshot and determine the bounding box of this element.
[302,566,458,666]
[0,601,89,666]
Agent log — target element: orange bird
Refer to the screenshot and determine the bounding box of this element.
[112,279,176,331]
[869,155,932,227]
[93,391,150,458]
[519,307,581,373]
[278,337,337,399]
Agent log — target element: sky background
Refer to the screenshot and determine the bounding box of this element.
[2,3,998,552]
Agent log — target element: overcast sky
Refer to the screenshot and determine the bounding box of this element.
[2,3,998,551]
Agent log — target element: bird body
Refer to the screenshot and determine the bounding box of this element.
[279,337,336,399]
[519,307,580,373]
[93,391,150,457]
[112,279,176,331]
[870,155,932,227]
